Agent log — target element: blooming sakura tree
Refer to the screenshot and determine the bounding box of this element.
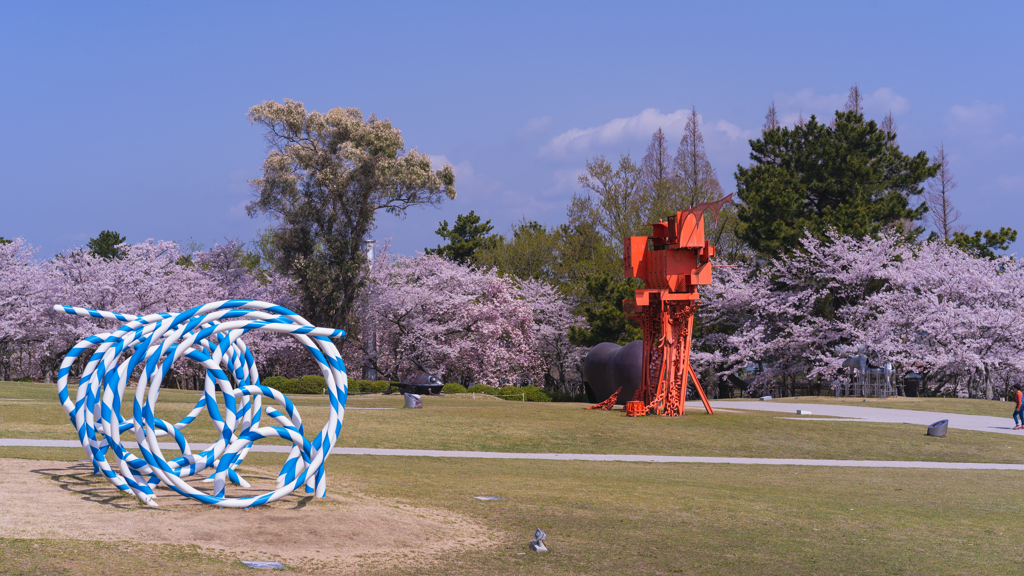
[356,252,534,386]
[518,278,588,390]
[350,248,584,388]
[193,241,313,378]
[0,237,312,385]
[696,230,1024,398]
[865,241,1024,398]
[0,239,55,381]
[5,229,1020,398]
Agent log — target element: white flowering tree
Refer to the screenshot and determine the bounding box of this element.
[695,231,1024,398]
[351,248,584,388]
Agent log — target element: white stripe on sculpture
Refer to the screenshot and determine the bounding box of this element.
[54,300,348,508]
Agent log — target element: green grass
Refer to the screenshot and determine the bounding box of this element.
[4,381,1023,464]
[4,380,1024,574]
[0,538,253,576]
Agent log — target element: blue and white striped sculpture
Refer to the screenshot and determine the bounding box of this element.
[54,300,348,508]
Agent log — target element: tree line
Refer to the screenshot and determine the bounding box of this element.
[3,89,1018,396]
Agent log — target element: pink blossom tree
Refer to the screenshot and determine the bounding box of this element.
[354,251,535,386]
[349,247,584,388]
[696,230,1024,398]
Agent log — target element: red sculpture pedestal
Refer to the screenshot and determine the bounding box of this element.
[629,296,712,416]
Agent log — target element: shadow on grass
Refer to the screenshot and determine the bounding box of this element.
[30,462,159,511]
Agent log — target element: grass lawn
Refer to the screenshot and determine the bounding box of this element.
[2,380,1024,574]
[4,381,1022,464]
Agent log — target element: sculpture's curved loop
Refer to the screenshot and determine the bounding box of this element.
[54,300,347,508]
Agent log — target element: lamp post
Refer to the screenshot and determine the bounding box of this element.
[361,239,378,381]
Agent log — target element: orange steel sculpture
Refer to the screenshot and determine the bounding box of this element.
[621,194,734,416]
[586,387,622,411]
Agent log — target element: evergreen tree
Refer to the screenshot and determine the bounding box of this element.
[735,110,938,257]
[476,219,618,302]
[951,227,1018,259]
[87,230,127,260]
[425,210,496,265]
[567,275,642,347]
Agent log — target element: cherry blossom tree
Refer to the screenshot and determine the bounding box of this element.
[518,278,587,392]
[349,246,584,388]
[354,251,534,386]
[696,230,1024,398]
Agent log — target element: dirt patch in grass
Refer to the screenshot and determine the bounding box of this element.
[0,458,493,573]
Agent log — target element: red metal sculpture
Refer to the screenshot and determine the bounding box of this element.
[621,194,733,416]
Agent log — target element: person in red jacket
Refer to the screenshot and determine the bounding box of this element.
[1013,384,1023,430]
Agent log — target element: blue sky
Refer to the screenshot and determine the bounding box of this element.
[2,1,1021,257]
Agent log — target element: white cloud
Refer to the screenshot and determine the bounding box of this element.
[945,101,1004,134]
[428,154,452,170]
[714,120,757,142]
[547,167,586,196]
[865,87,910,115]
[541,108,691,156]
[515,116,553,137]
[776,88,846,121]
[773,87,910,125]
[427,155,501,197]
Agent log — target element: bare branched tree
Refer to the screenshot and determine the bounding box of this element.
[671,107,741,257]
[880,110,898,146]
[640,128,678,221]
[572,154,645,253]
[674,106,724,209]
[925,144,964,242]
[844,84,864,115]
[763,100,780,132]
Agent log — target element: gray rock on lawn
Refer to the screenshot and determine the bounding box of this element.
[530,528,548,552]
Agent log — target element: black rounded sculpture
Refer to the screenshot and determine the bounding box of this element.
[582,341,643,405]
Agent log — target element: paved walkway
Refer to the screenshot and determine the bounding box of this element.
[3,438,1022,471]
[709,401,1020,436]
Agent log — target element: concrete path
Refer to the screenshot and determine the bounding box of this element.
[710,400,1021,436]
[3,438,1022,471]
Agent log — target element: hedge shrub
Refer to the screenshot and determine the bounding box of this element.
[467,384,498,395]
[495,385,551,402]
[299,375,326,393]
[346,379,390,394]
[548,390,591,403]
[442,382,467,394]
[278,376,324,395]
[256,375,326,395]
[260,376,288,390]
[521,385,552,402]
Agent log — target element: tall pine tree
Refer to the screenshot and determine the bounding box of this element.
[735,110,937,257]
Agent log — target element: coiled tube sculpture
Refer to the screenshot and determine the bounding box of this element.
[54,300,347,508]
